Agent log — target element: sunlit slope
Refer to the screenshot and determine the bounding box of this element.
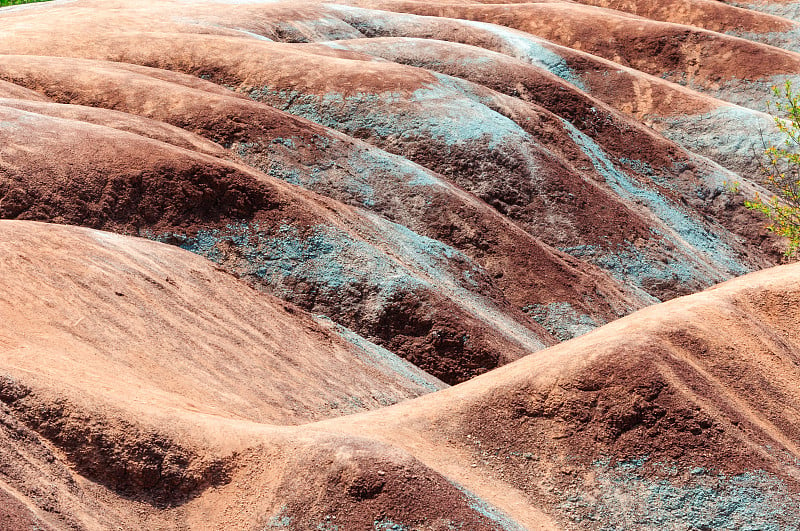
[0,221,446,425]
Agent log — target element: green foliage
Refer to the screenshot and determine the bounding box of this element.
[723,180,741,194]
[746,80,800,259]
[0,0,51,6]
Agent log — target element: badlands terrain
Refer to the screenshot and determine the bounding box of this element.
[1,0,800,528]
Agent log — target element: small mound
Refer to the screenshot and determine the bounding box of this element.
[0,220,444,425]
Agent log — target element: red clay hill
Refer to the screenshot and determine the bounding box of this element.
[2,0,800,528]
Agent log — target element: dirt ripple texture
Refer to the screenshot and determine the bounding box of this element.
[1,0,800,528]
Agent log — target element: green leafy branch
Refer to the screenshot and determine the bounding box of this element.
[746,80,800,259]
[0,0,52,7]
